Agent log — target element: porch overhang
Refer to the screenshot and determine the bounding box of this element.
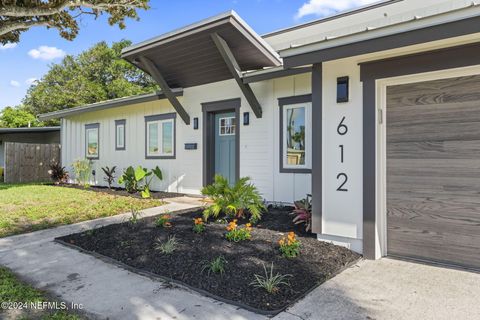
[122,11,282,120]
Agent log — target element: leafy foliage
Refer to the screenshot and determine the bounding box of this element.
[250,263,291,294]
[118,165,163,197]
[0,1,150,44]
[22,40,158,125]
[155,214,171,228]
[225,219,252,242]
[0,106,39,128]
[101,166,116,189]
[291,194,312,232]
[128,207,141,225]
[201,175,266,223]
[278,232,301,258]
[71,159,92,188]
[48,162,68,184]
[155,236,178,255]
[201,256,227,276]
[192,218,205,233]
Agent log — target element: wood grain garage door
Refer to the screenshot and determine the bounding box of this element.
[387,74,480,270]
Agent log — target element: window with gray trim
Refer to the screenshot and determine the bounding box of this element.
[115,119,126,150]
[85,123,99,159]
[145,113,176,159]
[278,95,312,173]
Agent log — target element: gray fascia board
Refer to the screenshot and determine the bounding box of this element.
[242,66,312,83]
[37,90,183,121]
[0,126,60,133]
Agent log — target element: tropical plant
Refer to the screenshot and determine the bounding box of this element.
[101,166,117,189]
[155,236,178,254]
[71,159,92,188]
[201,256,227,276]
[48,162,68,184]
[225,219,252,242]
[155,214,172,228]
[118,165,163,197]
[250,263,292,294]
[201,175,266,223]
[192,218,205,234]
[291,194,312,232]
[278,232,301,258]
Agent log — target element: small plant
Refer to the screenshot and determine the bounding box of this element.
[278,232,301,258]
[129,207,141,225]
[291,194,312,232]
[155,235,178,254]
[193,217,205,233]
[72,159,92,188]
[155,214,172,228]
[201,256,227,276]
[250,263,292,294]
[101,166,117,189]
[118,165,163,198]
[225,219,252,242]
[48,162,68,184]
[201,175,266,223]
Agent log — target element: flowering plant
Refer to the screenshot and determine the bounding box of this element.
[155,214,172,228]
[193,217,205,233]
[225,219,252,242]
[278,232,301,258]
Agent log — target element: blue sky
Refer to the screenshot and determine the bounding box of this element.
[0,0,376,110]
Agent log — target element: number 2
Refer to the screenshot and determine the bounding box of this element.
[337,173,348,192]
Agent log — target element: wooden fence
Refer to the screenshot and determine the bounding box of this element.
[4,142,61,183]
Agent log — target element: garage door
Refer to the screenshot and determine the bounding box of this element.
[387,74,480,270]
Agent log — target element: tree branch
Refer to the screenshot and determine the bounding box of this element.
[0,20,54,37]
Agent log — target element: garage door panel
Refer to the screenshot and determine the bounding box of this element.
[387,74,480,269]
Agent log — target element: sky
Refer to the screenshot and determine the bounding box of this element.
[0,0,377,110]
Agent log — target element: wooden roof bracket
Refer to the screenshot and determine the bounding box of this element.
[211,32,263,118]
[139,56,191,125]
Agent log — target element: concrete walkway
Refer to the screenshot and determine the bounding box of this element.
[1,198,480,319]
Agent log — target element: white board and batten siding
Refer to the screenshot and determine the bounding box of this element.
[61,74,312,203]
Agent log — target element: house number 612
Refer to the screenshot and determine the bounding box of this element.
[337,117,348,192]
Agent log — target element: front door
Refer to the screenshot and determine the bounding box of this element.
[214,112,236,184]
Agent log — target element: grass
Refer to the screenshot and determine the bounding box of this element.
[0,267,81,319]
[0,183,164,238]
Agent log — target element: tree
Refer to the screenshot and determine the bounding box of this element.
[0,0,149,44]
[0,105,39,128]
[23,39,158,124]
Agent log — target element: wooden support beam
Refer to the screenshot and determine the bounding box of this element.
[139,57,190,125]
[211,33,263,118]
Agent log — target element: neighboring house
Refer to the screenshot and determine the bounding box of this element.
[0,127,60,167]
[39,0,480,270]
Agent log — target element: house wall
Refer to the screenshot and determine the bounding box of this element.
[62,73,312,202]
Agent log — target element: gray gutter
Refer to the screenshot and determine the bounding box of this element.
[0,126,60,133]
[38,89,183,121]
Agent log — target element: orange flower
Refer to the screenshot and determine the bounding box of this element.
[278,238,285,246]
[226,220,237,232]
[194,218,203,225]
[164,222,172,227]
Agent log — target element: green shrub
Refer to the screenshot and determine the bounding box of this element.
[155,236,178,254]
[118,165,163,198]
[71,159,92,188]
[201,175,266,223]
[250,263,291,294]
[201,256,227,276]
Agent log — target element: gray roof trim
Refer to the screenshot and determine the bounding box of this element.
[121,11,280,65]
[0,126,60,133]
[38,89,183,121]
[262,0,403,38]
[242,66,312,83]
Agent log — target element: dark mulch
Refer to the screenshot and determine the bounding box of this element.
[57,184,185,199]
[56,207,361,314]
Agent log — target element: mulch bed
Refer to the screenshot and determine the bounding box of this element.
[56,206,361,315]
[58,184,185,199]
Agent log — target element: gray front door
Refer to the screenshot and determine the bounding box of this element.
[214,112,236,184]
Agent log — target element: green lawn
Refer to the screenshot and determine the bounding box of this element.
[0,183,164,238]
[0,266,82,319]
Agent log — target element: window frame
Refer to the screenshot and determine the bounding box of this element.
[218,116,236,136]
[85,123,100,160]
[278,94,312,173]
[144,113,176,159]
[115,119,126,151]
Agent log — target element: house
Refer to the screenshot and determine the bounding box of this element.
[39,0,480,270]
[0,126,60,167]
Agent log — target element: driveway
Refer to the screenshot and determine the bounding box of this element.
[1,200,479,320]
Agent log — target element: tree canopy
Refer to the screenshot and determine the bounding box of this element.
[0,105,39,128]
[0,0,149,44]
[22,39,158,125]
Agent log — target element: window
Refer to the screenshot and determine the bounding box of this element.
[115,119,126,150]
[85,123,99,159]
[278,95,312,173]
[145,113,176,159]
[219,116,236,136]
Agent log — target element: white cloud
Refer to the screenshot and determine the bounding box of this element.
[25,78,38,85]
[28,46,66,60]
[10,80,20,87]
[295,0,378,19]
[0,43,17,50]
